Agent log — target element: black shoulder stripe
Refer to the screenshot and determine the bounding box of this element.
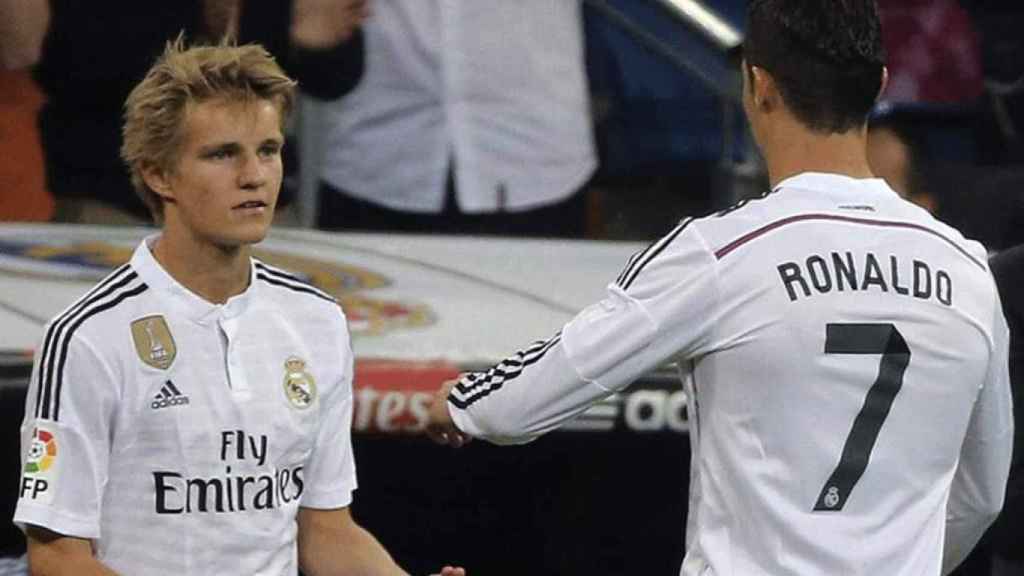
[36,264,132,414]
[713,188,774,218]
[38,279,148,421]
[254,261,323,289]
[618,218,694,291]
[616,244,653,287]
[36,266,135,419]
[254,261,334,301]
[51,283,148,422]
[254,260,301,281]
[449,333,562,409]
[256,271,336,304]
[615,190,775,290]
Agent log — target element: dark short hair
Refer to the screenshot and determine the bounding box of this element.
[743,0,886,133]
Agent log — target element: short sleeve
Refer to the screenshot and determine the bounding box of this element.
[13,331,118,539]
[300,317,358,509]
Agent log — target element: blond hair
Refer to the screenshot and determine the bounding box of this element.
[121,37,297,221]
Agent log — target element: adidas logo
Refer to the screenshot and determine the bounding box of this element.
[151,380,190,410]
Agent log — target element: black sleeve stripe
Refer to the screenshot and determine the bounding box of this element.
[253,260,334,300]
[256,272,336,304]
[619,217,694,291]
[449,333,562,409]
[51,283,148,421]
[35,267,137,420]
[455,334,561,398]
[616,245,653,287]
[34,264,133,418]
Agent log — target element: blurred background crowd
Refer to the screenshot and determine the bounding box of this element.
[0,0,1022,573]
[2,0,1019,247]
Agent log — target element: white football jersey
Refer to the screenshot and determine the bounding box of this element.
[449,172,1013,576]
[14,237,358,575]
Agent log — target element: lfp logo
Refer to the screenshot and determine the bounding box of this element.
[25,427,57,473]
[21,427,57,501]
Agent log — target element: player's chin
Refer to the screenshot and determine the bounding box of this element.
[219,222,271,246]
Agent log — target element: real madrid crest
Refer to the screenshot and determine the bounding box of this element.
[130,315,176,370]
[283,356,317,409]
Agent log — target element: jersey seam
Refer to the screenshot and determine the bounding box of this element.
[689,221,724,357]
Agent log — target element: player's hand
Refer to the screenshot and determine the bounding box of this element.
[429,566,466,576]
[426,379,472,448]
[291,0,370,49]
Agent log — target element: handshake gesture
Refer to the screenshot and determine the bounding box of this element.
[425,379,473,448]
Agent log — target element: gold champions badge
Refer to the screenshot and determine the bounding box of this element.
[130,316,177,370]
[283,356,317,409]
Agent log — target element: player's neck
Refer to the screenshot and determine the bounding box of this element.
[762,122,875,188]
[151,228,252,305]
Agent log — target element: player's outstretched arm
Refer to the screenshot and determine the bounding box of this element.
[430,220,719,446]
[24,525,119,575]
[297,506,466,576]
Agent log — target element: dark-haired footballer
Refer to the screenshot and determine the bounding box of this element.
[426,1,1012,575]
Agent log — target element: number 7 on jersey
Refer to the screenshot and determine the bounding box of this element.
[815,323,911,512]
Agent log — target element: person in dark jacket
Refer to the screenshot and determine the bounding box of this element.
[31,0,364,224]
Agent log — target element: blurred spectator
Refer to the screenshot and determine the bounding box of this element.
[867,108,935,211]
[0,0,48,70]
[0,69,50,222]
[867,100,1024,252]
[965,2,1024,165]
[0,0,51,222]
[316,1,596,238]
[989,244,1024,576]
[878,0,983,103]
[965,12,1024,575]
[26,0,364,225]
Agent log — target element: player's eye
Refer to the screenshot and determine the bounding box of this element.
[259,143,281,157]
[204,148,233,160]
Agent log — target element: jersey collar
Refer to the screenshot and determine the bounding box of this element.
[773,172,893,196]
[130,234,257,325]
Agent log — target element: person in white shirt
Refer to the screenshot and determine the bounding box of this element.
[317,0,596,237]
[426,1,1014,574]
[14,38,463,576]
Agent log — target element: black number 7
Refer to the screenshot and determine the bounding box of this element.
[814,323,911,512]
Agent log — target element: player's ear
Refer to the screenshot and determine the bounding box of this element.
[749,65,779,113]
[875,66,890,102]
[141,162,175,202]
